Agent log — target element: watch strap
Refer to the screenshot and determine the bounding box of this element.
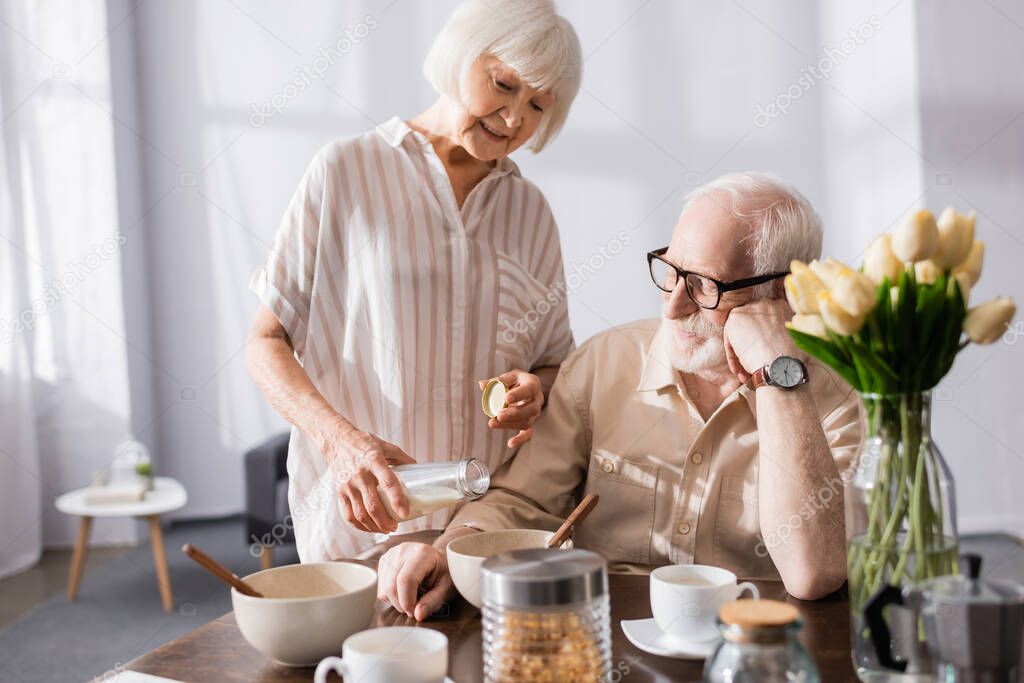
[749,365,771,389]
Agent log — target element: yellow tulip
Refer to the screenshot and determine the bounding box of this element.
[953,240,984,287]
[949,272,971,305]
[831,265,877,316]
[964,297,1016,344]
[785,261,826,314]
[786,314,829,340]
[819,292,867,336]
[808,258,845,286]
[914,260,943,285]
[934,207,976,270]
[891,209,939,263]
[863,234,903,285]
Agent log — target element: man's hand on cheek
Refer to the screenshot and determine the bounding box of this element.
[722,299,805,383]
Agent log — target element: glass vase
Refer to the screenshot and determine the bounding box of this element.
[845,391,958,682]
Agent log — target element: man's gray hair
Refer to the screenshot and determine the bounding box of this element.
[683,172,823,288]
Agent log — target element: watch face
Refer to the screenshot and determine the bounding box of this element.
[768,356,805,388]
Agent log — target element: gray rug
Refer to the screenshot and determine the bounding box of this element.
[0,516,298,683]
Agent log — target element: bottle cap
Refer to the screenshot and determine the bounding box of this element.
[481,378,508,418]
[717,599,800,644]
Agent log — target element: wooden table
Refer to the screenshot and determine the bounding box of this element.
[127,531,856,681]
[56,477,187,612]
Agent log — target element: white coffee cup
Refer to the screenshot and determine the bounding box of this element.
[314,627,448,683]
[650,564,759,643]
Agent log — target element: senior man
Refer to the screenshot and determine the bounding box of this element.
[378,172,861,620]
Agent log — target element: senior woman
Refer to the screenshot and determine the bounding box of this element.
[246,0,582,569]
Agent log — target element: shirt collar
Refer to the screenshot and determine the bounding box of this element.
[376,116,412,147]
[375,116,520,178]
[636,321,679,392]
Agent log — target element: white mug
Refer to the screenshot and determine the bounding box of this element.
[314,627,448,683]
[650,564,759,643]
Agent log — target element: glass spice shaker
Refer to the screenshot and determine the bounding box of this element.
[481,548,611,683]
[703,599,820,683]
[378,458,490,522]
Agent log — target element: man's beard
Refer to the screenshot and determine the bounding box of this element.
[660,314,728,375]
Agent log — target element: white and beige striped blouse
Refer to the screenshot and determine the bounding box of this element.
[250,117,574,562]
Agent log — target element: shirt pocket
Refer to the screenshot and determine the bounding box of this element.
[713,475,779,580]
[494,252,556,371]
[574,450,657,566]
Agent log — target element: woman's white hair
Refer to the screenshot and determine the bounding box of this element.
[683,172,823,296]
[423,0,582,152]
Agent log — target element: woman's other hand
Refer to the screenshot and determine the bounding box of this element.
[478,369,544,449]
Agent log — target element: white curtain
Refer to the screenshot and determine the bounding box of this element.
[0,130,41,578]
[0,0,135,575]
[0,0,43,579]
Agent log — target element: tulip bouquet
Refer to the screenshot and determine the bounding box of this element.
[783,207,1016,619]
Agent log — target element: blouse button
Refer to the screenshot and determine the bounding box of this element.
[678,522,692,535]
[601,460,615,474]
[691,452,704,465]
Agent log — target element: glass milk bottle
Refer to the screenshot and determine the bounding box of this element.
[379,458,490,522]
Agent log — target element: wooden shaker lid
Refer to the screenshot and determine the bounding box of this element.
[719,599,799,628]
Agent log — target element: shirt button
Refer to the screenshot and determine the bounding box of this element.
[691,452,703,465]
[601,460,615,474]
[678,522,691,535]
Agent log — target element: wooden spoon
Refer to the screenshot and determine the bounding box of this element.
[182,543,264,598]
[547,493,599,548]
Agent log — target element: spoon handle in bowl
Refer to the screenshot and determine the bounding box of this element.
[182,543,264,598]
[548,493,599,548]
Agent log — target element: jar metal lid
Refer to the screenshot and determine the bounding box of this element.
[481,548,608,608]
[481,378,507,418]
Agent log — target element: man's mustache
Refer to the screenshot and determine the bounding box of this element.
[670,314,724,340]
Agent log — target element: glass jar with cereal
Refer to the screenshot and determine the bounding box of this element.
[480,548,610,683]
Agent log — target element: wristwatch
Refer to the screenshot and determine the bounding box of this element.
[750,355,808,390]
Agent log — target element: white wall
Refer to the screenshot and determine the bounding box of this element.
[110,0,1022,537]
[914,0,1024,534]
[820,0,1024,535]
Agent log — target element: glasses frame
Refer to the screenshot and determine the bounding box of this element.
[646,246,790,310]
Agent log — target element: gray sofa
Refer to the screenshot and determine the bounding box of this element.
[243,432,292,568]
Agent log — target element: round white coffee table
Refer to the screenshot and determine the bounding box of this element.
[55,477,187,612]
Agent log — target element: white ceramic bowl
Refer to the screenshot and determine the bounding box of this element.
[447,529,569,608]
[231,561,377,667]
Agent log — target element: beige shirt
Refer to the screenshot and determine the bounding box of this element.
[250,117,573,562]
[449,318,861,578]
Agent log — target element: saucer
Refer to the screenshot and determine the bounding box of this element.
[620,618,719,659]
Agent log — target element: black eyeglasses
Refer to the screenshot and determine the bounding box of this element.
[646,247,789,310]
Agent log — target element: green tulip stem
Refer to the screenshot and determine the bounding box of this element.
[848,392,952,612]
